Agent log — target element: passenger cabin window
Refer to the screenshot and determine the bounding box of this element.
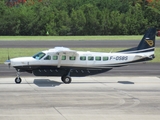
[80,56,86,61]
[44,55,51,60]
[69,56,76,60]
[53,55,58,60]
[95,56,101,61]
[88,56,94,61]
[33,52,46,60]
[61,56,66,60]
[103,56,109,61]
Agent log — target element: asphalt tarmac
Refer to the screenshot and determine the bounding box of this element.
[0,40,160,48]
[0,76,160,120]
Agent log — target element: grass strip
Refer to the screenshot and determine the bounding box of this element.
[0,48,159,63]
[0,36,160,41]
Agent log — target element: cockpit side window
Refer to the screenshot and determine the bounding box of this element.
[44,55,51,60]
[33,52,46,60]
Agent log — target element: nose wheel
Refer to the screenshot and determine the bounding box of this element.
[15,69,22,84]
[15,77,22,84]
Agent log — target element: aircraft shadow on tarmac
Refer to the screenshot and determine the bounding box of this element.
[66,81,134,84]
[118,81,134,84]
[33,80,135,86]
[33,79,62,87]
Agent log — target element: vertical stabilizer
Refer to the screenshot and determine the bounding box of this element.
[137,28,156,50]
[118,28,156,53]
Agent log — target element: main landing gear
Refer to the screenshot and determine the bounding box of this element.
[61,69,72,84]
[15,70,22,84]
[61,76,72,84]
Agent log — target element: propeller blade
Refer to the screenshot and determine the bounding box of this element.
[8,48,10,60]
[7,48,11,69]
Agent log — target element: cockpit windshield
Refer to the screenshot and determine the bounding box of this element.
[33,52,46,60]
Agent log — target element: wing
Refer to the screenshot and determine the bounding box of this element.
[50,47,78,55]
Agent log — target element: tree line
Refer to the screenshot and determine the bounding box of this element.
[0,0,160,35]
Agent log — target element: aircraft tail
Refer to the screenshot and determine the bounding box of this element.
[119,28,156,53]
[137,27,156,51]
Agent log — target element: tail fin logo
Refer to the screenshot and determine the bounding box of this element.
[145,40,154,46]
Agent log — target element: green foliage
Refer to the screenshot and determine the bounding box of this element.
[0,0,159,35]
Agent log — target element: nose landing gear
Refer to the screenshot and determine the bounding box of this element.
[15,70,22,84]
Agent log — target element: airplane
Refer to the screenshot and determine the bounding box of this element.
[4,27,156,84]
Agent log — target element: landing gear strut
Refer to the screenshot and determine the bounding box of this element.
[15,70,22,84]
[61,69,72,84]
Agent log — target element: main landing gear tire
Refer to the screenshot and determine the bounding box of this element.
[15,77,22,84]
[61,76,72,84]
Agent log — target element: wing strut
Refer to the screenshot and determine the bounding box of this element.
[57,53,63,68]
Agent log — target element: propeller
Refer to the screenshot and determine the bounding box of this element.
[8,58,11,69]
[5,48,11,68]
[8,49,11,68]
